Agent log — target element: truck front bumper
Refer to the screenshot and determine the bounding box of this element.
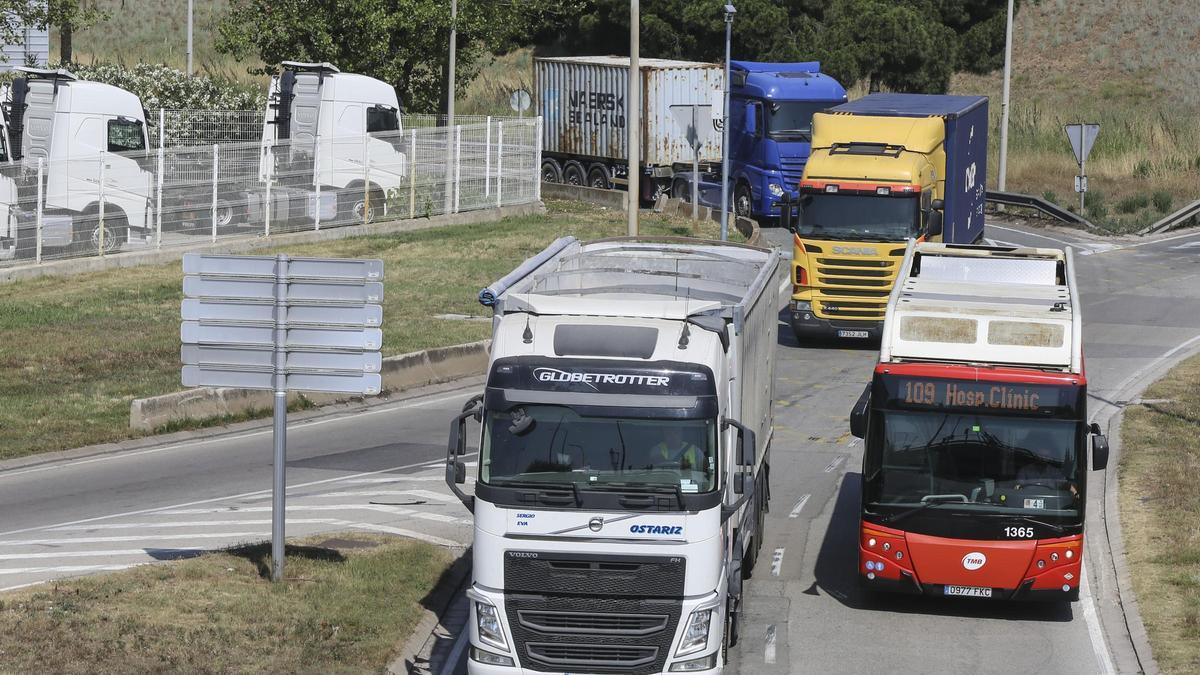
[789,300,882,342]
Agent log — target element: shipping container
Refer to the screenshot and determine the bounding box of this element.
[536,56,723,190]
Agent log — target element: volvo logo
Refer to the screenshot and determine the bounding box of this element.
[962,551,987,571]
[588,516,604,532]
[832,246,879,256]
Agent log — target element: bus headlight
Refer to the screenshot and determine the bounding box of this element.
[475,601,508,651]
[768,183,785,197]
[676,607,713,656]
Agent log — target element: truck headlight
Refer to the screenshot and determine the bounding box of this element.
[676,607,712,656]
[670,652,719,671]
[793,300,812,312]
[768,183,784,197]
[475,601,509,651]
[471,646,515,667]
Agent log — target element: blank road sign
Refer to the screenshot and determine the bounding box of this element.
[1065,124,1100,164]
[184,254,383,282]
[182,366,382,394]
[183,276,384,304]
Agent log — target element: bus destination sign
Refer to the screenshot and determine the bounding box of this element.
[884,377,1080,416]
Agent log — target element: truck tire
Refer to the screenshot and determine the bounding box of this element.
[74,208,126,255]
[562,161,586,186]
[541,158,563,183]
[213,198,237,230]
[587,164,612,190]
[735,182,753,219]
[672,177,690,202]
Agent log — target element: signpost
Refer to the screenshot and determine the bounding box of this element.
[670,104,715,222]
[509,89,531,118]
[180,253,384,581]
[1065,123,1100,216]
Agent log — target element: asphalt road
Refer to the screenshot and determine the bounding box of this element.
[2,219,1199,674]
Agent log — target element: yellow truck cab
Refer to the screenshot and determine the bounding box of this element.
[783,94,988,343]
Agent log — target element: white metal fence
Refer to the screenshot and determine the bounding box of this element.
[0,117,542,268]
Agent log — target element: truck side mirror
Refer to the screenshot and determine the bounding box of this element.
[444,407,479,512]
[931,199,945,211]
[925,209,943,239]
[733,472,746,495]
[724,419,756,466]
[850,384,871,439]
[779,192,796,232]
[451,459,467,485]
[1090,422,1109,471]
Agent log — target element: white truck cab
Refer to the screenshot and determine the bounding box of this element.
[6,67,153,255]
[448,237,784,674]
[253,61,406,225]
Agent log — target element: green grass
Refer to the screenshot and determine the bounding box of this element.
[0,200,740,461]
[0,533,452,673]
[1119,353,1200,674]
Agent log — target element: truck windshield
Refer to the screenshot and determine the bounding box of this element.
[481,406,717,493]
[867,411,1081,516]
[798,192,919,241]
[766,100,842,141]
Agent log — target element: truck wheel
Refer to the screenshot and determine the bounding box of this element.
[86,216,127,255]
[213,199,236,230]
[541,159,562,183]
[735,182,753,219]
[672,177,690,202]
[562,161,586,186]
[587,164,612,190]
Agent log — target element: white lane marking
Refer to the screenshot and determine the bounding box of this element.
[770,548,785,577]
[847,438,861,448]
[0,548,205,561]
[764,624,777,664]
[1081,565,1116,675]
[351,523,463,548]
[788,494,810,519]
[48,518,342,532]
[0,532,267,546]
[824,456,846,473]
[1169,240,1200,251]
[440,625,471,675]
[315,489,457,502]
[342,475,462,483]
[0,388,476,481]
[0,452,477,539]
[988,224,1080,249]
[1092,332,1200,420]
[0,579,54,592]
[154,504,472,524]
[1121,228,1200,249]
[0,564,140,577]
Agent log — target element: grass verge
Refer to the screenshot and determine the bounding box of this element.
[1119,352,1200,674]
[0,199,740,461]
[0,533,452,673]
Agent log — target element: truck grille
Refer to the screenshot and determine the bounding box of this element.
[506,595,681,674]
[779,156,806,184]
[810,247,905,321]
[504,551,685,597]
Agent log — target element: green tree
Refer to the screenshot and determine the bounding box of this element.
[0,0,108,64]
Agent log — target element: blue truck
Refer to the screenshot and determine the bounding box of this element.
[536,57,845,219]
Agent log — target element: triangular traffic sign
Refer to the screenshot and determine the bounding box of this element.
[1065,123,1100,164]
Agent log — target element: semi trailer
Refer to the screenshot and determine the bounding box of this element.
[536,56,845,220]
[447,235,785,673]
[783,93,988,342]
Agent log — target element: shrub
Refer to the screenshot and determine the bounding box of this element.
[51,61,265,111]
[1133,160,1153,178]
[1084,190,1107,220]
[1152,191,1174,214]
[1117,194,1150,214]
[1042,190,1059,205]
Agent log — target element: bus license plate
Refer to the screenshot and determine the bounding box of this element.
[837,330,869,338]
[945,585,992,598]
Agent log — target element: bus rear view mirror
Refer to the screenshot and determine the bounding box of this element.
[850,384,871,439]
[1092,434,1110,471]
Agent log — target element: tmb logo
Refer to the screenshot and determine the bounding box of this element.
[961,551,987,571]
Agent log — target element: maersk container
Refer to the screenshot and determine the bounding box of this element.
[536,56,723,188]
[831,94,989,244]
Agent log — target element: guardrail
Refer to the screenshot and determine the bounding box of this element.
[986,190,1097,230]
[1137,198,1200,235]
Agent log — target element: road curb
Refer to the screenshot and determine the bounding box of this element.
[1092,336,1200,674]
[389,547,473,675]
[130,340,490,431]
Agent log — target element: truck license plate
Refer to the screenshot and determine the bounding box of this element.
[945,585,992,598]
[837,330,869,338]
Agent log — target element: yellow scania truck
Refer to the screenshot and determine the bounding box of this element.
[783,93,988,343]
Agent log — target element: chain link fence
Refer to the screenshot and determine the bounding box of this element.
[0,117,542,268]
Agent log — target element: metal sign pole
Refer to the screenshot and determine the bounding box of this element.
[35,157,43,264]
[691,105,699,222]
[1079,152,1086,217]
[271,253,289,582]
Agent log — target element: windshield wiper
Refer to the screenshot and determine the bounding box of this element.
[589,481,685,509]
[997,514,1065,534]
[878,494,966,526]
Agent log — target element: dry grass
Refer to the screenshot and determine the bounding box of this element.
[0,200,740,461]
[1119,353,1200,674]
[459,48,535,116]
[0,533,452,673]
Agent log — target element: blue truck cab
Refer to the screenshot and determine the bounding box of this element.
[675,62,846,221]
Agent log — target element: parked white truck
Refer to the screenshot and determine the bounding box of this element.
[446,236,784,674]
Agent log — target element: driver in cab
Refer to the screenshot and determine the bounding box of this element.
[1014,432,1078,499]
[649,426,705,473]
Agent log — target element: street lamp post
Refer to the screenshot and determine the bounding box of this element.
[998,0,1014,192]
[719,4,736,241]
[628,0,639,236]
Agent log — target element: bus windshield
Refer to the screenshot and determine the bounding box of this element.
[481,405,717,493]
[798,192,919,241]
[866,411,1081,516]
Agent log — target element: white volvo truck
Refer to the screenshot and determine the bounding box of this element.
[446,236,784,674]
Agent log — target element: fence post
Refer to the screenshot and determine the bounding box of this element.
[97,152,106,257]
[453,125,462,214]
[156,129,164,249]
[485,116,491,197]
[408,129,417,219]
[535,116,543,203]
[313,133,322,231]
[496,122,504,209]
[211,143,219,243]
[264,145,272,237]
[362,132,370,225]
[35,157,43,264]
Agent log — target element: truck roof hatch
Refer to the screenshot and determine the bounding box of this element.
[280,61,341,74]
[15,67,78,82]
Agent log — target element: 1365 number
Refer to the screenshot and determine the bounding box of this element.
[1004,526,1034,538]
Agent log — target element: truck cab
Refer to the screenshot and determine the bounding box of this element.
[5,67,153,256]
[785,93,988,343]
[449,237,783,674]
[254,61,406,225]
